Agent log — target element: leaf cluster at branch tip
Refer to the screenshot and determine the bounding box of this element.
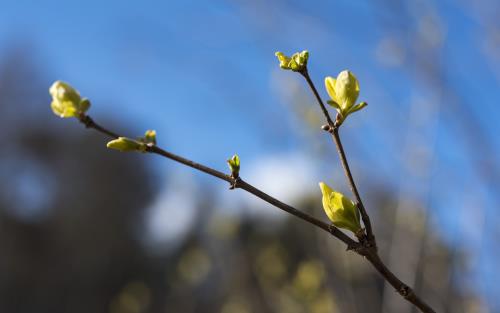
[49,80,90,118]
[275,50,309,72]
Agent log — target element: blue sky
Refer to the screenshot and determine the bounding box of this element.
[1,0,499,310]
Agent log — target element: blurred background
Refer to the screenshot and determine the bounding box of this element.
[0,0,498,312]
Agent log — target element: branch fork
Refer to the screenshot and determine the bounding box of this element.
[299,66,434,313]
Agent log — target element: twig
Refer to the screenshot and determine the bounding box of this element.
[299,70,374,241]
[299,70,436,313]
[301,69,335,127]
[77,113,359,251]
[365,252,437,313]
[79,115,120,139]
[331,127,374,243]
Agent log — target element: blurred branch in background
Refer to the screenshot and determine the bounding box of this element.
[371,1,500,312]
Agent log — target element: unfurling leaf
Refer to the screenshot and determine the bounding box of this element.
[324,71,366,125]
[346,101,367,115]
[227,154,240,177]
[275,50,309,72]
[107,137,146,152]
[319,182,361,234]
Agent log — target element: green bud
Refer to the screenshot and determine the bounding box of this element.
[142,130,157,145]
[227,154,240,177]
[319,182,361,234]
[106,137,146,152]
[49,81,90,118]
[324,71,366,124]
[275,50,309,72]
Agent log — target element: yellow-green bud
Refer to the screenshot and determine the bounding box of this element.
[107,137,146,152]
[227,154,240,177]
[143,130,157,145]
[325,70,366,124]
[49,81,90,118]
[319,182,361,234]
[275,50,309,72]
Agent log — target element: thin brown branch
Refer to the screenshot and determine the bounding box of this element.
[300,69,335,127]
[235,179,357,249]
[77,112,435,312]
[300,70,374,242]
[77,113,359,250]
[79,115,120,139]
[331,127,374,243]
[365,252,436,313]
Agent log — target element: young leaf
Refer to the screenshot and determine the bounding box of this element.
[319,182,361,234]
[107,137,146,152]
[227,154,240,177]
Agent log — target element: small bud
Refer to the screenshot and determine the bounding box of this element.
[319,182,361,234]
[227,154,240,178]
[275,50,309,72]
[142,130,157,145]
[324,71,366,124]
[49,81,90,118]
[107,137,146,152]
[79,98,91,113]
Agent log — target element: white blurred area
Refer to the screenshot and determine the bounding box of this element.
[144,152,320,248]
[144,171,198,251]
